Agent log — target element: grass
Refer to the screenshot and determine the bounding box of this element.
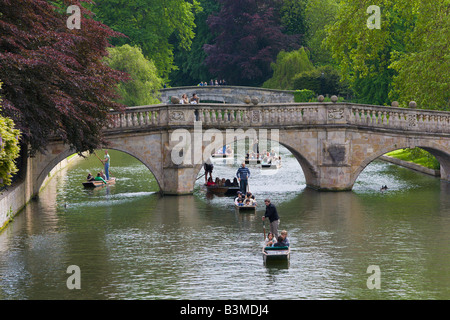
[385,148,440,170]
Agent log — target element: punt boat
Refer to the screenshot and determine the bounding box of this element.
[262,246,290,263]
[235,205,256,213]
[82,177,116,188]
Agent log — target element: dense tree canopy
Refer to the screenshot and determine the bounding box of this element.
[325,0,449,109]
[104,45,163,106]
[0,0,127,155]
[262,48,314,90]
[91,0,201,81]
[203,0,301,86]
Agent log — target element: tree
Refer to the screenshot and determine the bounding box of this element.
[170,0,220,86]
[203,0,301,86]
[0,81,21,188]
[0,0,127,155]
[389,0,449,110]
[104,45,163,106]
[304,0,338,65]
[91,0,201,81]
[262,47,314,90]
[292,65,349,96]
[279,0,308,37]
[323,0,449,108]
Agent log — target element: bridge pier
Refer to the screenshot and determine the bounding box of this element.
[161,166,198,195]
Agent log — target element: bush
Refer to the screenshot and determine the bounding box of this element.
[0,81,21,187]
[262,48,314,90]
[294,89,316,102]
[292,65,347,96]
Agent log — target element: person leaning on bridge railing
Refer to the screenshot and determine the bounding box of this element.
[190,93,199,104]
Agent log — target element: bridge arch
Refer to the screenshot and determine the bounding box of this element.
[33,142,164,196]
[192,132,319,189]
[350,137,450,188]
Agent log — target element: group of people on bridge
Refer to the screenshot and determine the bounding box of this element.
[180,93,200,104]
[197,79,227,86]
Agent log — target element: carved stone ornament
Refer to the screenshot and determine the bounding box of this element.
[170,111,185,121]
[328,108,344,120]
[327,145,346,163]
[252,110,261,123]
[407,114,417,127]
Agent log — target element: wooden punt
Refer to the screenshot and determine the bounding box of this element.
[245,158,261,165]
[261,162,281,170]
[211,151,234,159]
[235,205,256,213]
[262,246,290,263]
[82,177,116,188]
[207,185,240,196]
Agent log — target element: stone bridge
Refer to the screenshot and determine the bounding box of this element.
[159,86,295,104]
[30,102,450,196]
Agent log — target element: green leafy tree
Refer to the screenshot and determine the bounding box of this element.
[170,0,220,86]
[280,0,308,37]
[0,81,21,188]
[324,0,448,109]
[91,0,201,81]
[389,0,449,110]
[105,45,163,106]
[262,48,314,90]
[292,65,348,96]
[304,0,338,65]
[324,0,414,105]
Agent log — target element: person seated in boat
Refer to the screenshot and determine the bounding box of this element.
[234,192,243,205]
[86,173,95,181]
[232,177,239,187]
[244,198,252,206]
[215,177,221,186]
[221,178,226,186]
[251,195,257,206]
[265,232,277,247]
[94,172,107,184]
[206,177,215,186]
[225,179,231,187]
[237,198,244,207]
[273,236,285,247]
[99,170,107,180]
[278,230,290,247]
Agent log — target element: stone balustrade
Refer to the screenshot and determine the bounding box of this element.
[107,103,450,135]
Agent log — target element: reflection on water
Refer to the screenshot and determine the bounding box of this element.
[0,149,449,299]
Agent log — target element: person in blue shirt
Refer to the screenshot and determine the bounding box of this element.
[278,230,290,247]
[101,150,110,180]
[236,162,251,194]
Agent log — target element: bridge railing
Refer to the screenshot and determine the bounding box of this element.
[107,103,450,134]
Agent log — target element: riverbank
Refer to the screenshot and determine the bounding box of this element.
[380,155,441,177]
[0,154,83,231]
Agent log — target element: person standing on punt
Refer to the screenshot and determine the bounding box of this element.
[262,199,280,238]
[102,150,111,181]
[236,162,251,194]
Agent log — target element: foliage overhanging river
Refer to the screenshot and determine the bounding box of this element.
[0,148,449,299]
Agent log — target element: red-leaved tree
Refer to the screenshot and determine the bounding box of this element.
[0,0,128,155]
[203,0,300,86]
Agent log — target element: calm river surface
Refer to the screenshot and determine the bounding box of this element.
[0,148,449,300]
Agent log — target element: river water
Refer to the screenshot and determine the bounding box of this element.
[0,148,449,300]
